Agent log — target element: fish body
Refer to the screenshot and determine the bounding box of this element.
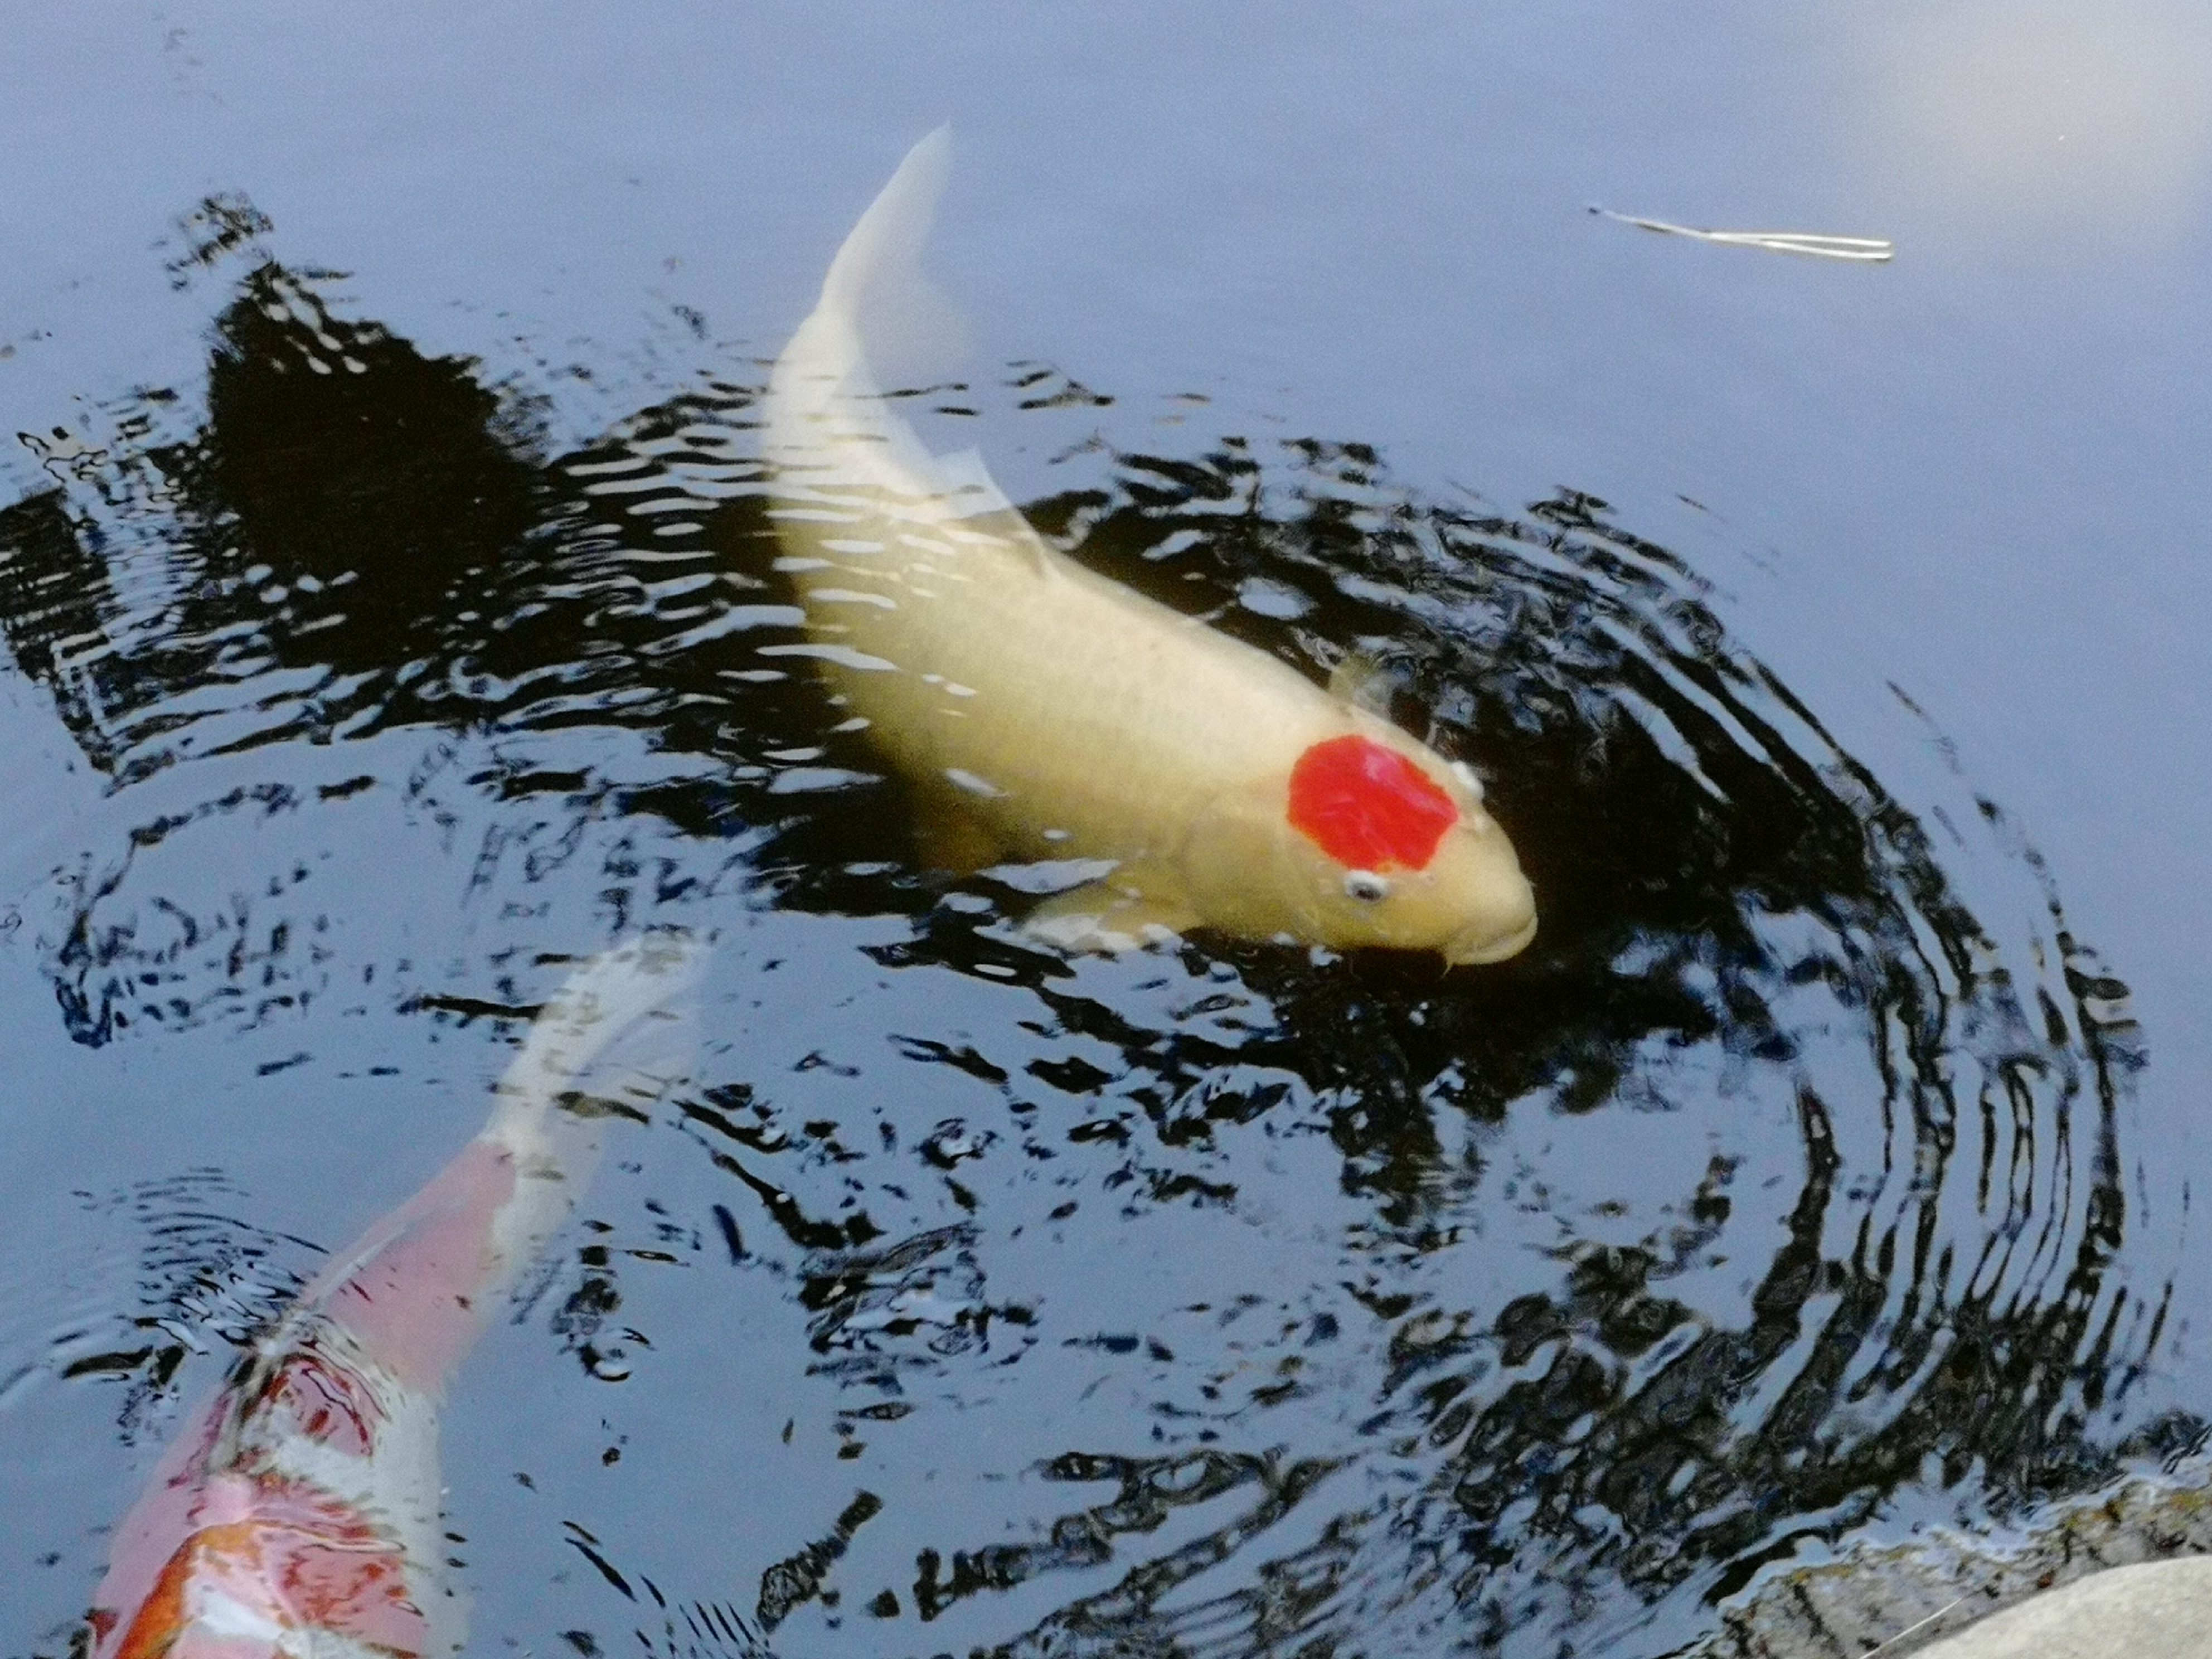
[764,131,1536,963]
[87,942,697,1658]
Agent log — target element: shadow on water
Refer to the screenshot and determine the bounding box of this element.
[0,246,2170,1658]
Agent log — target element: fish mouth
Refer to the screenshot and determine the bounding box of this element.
[1446,911,1538,966]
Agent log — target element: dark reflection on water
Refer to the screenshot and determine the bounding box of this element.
[0,251,2167,1657]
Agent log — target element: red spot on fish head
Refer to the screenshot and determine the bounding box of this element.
[1287,735,1458,871]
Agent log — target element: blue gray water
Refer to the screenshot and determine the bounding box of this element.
[3,6,2208,1657]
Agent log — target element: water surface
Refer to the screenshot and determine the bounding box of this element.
[3,8,2206,1658]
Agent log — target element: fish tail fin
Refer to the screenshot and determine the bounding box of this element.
[484,930,702,1163]
[769,128,1051,571]
[297,934,703,1387]
[782,125,970,401]
[817,124,954,325]
[471,931,703,1293]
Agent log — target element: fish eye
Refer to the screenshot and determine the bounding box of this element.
[1343,869,1391,903]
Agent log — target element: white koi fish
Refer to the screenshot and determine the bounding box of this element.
[85,937,698,1659]
[764,130,1537,963]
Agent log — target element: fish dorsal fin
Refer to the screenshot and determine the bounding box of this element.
[932,444,1018,516]
[934,444,1056,577]
[1327,649,1398,715]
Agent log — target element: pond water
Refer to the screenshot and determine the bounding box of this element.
[4,7,2209,1657]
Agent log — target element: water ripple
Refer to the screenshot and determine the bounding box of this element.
[0,253,2164,1658]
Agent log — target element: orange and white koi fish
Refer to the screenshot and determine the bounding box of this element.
[86,938,698,1659]
[764,130,1537,963]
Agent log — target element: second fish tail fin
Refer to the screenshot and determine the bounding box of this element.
[476,931,703,1264]
[298,933,704,1387]
[486,930,703,1157]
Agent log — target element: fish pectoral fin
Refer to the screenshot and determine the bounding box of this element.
[1022,874,1200,954]
[1326,649,1400,715]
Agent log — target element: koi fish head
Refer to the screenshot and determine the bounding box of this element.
[1189,729,1536,963]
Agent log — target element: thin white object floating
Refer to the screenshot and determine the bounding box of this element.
[1591,205,1894,262]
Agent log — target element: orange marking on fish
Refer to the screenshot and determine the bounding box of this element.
[108,1475,425,1659]
[1287,735,1458,871]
